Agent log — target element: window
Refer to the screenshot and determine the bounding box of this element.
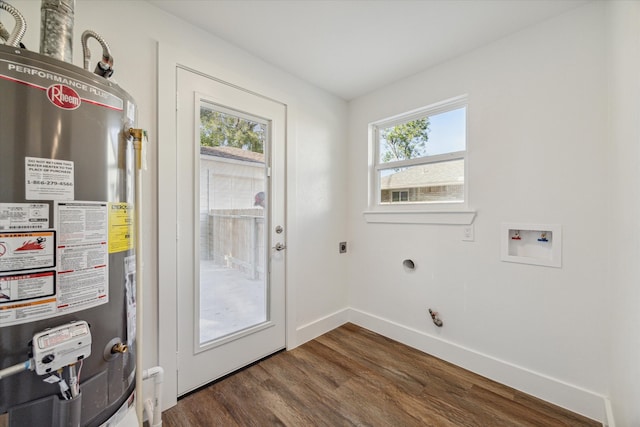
[391,190,409,202]
[371,96,467,210]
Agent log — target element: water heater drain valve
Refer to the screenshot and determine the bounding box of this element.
[31,321,92,375]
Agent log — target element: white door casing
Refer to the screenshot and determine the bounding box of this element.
[158,41,297,409]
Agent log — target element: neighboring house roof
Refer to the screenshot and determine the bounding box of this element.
[380,159,464,190]
[200,145,265,164]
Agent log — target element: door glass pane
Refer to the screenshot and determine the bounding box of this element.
[198,103,268,345]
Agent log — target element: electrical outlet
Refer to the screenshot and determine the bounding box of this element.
[339,241,347,253]
[462,224,474,242]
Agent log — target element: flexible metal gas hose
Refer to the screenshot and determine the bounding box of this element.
[81,29,114,78]
[0,22,10,42]
[0,1,27,47]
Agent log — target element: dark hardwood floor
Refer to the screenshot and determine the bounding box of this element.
[162,323,600,426]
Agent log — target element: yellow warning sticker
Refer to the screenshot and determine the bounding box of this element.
[108,203,133,253]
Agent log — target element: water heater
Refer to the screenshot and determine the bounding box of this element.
[0,2,139,425]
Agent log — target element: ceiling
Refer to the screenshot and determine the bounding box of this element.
[147,0,588,100]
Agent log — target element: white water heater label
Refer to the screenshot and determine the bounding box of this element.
[124,254,136,347]
[0,271,56,304]
[56,201,108,313]
[0,203,49,230]
[0,231,56,273]
[25,157,74,201]
[0,271,57,327]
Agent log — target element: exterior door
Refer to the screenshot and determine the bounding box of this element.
[176,67,286,395]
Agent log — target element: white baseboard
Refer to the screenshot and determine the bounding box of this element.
[294,307,349,347]
[348,308,608,425]
[603,397,615,427]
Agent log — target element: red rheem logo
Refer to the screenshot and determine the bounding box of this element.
[47,84,81,110]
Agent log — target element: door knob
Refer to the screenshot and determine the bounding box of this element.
[273,242,286,251]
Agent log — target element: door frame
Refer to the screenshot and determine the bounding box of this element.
[157,42,297,410]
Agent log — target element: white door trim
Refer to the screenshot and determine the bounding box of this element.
[157,41,298,410]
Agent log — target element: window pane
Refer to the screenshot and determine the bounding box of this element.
[379,159,464,204]
[200,107,266,154]
[379,106,466,163]
[199,104,268,345]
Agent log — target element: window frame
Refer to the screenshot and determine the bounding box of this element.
[366,96,475,224]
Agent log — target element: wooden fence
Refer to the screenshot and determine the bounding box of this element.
[200,208,265,280]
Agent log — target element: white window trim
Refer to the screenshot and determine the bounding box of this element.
[366,95,475,225]
[363,210,476,225]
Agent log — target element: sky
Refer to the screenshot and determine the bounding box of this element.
[379,105,466,169]
[424,106,466,156]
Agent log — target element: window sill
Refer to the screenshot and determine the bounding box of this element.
[363,210,476,225]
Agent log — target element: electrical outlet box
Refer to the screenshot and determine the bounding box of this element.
[339,241,347,253]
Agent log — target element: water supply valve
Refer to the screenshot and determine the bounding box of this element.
[429,309,443,327]
[31,321,92,375]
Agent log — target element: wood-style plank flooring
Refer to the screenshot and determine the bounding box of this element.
[162,323,599,426]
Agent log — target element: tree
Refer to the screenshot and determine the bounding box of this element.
[380,118,430,162]
[200,109,265,153]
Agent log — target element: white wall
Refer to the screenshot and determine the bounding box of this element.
[608,1,640,426]
[347,2,610,421]
[10,0,349,408]
[10,0,640,424]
